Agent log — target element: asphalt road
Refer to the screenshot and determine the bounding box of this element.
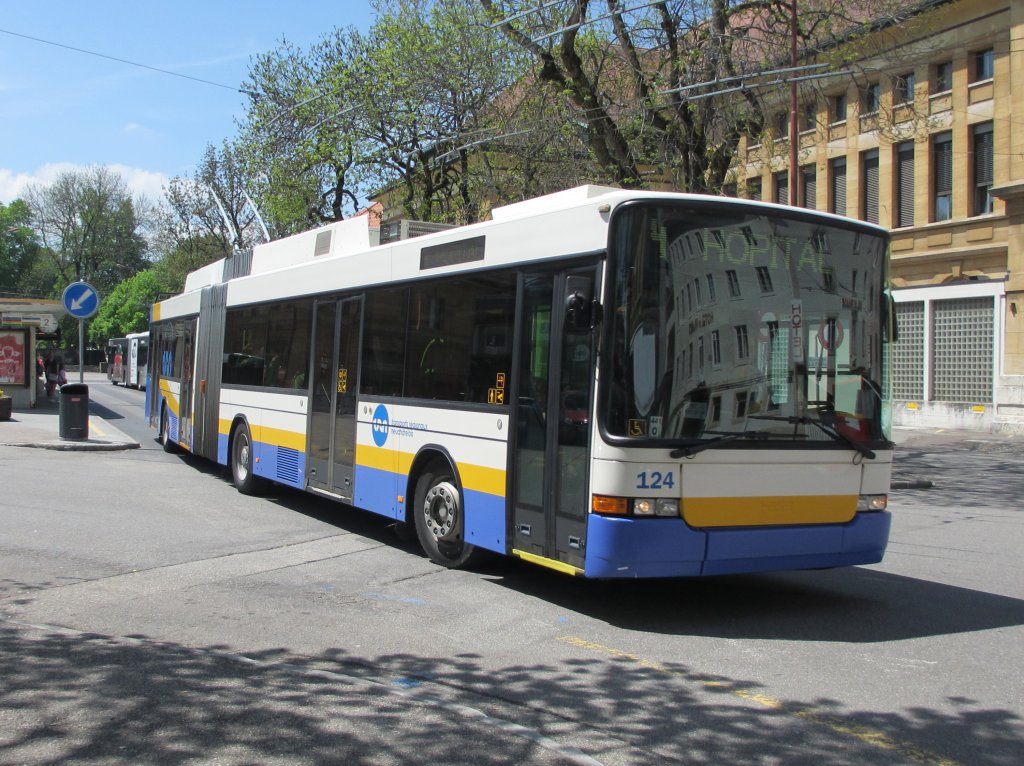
[1,382,1022,765]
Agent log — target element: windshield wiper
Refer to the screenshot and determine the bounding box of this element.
[670,428,781,458]
[748,414,876,459]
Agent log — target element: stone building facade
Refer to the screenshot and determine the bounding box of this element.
[733,0,1024,432]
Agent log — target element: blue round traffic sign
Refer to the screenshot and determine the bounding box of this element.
[62,281,100,319]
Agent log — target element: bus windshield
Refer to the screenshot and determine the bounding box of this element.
[604,201,890,448]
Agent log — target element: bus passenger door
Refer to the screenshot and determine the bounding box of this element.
[511,270,596,572]
[331,298,362,499]
[306,297,362,501]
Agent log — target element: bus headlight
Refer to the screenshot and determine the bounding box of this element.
[632,498,681,517]
[857,494,888,511]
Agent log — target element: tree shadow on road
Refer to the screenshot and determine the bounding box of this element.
[3,620,1018,766]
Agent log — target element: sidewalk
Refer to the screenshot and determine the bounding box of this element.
[0,384,140,451]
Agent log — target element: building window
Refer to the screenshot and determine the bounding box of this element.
[933,61,953,93]
[822,268,837,293]
[756,266,774,293]
[830,157,847,216]
[747,177,762,201]
[693,278,703,306]
[711,330,722,365]
[802,101,817,132]
[831,93,847,123]
[774,111,788,137]
[710,395,722,424]
[734,391,749,420]
[862,149,879,225]
[698,335,705,372]
[932,297,994,403]
[895,72,915,104]
[801,164,817,209]
[972,122,994,216]
[972,48,994,82]
[734,325,750,361]
[726,270,742,298]
[896,141,915,228]
[706,274,717,303]
[862,82,880,113]
[774,171,789,205]
[933,131,953,222]
[893,301,925,400]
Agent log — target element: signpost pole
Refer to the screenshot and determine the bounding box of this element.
[78,318,85,384]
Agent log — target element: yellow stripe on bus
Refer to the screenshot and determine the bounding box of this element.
[159,381,179,417]
[513,549,583,576]
[217,418,306,451]
[682,495,857,527]
[152,302,162,322]
[252,424,305,452]
[357,443,506,497]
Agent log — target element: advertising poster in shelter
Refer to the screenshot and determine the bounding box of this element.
[0,331,27,385]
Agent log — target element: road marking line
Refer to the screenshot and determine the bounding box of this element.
[557,635,960,766]
[90,419,107,437]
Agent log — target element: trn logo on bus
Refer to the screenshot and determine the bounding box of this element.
[372,404,390,447]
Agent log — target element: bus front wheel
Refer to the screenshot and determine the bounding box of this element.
[231,422,268,495]
[413,467,481,569]
[160,406,178,454]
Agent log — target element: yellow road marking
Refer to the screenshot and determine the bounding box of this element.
[557,635,960,766]
[90,419,106,437]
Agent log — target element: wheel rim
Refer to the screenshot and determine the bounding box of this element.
[423,481,459,541]
[162,411,170,442]
[236,433,250,481]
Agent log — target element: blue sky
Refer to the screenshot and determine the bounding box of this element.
[0,2,375,203]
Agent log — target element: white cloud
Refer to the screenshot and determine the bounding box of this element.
[0,163,169,205]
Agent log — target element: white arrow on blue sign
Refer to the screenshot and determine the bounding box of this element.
[62,281,100,319]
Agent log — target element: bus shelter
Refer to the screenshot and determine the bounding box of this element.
[0,298,65,409]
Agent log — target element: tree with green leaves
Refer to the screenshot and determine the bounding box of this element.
[158,141,263,285]
[239,28,372,232]
[88,269,175,344]
[237,0,524,229]
[0,199,43,296]
[24,166,150,295]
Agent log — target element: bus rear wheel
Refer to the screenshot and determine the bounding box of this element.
[231,422,268,495]
[413,466,481,569]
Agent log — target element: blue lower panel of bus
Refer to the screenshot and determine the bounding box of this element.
[353,465,506,554]
[217,432,307,490]
[584,511,892,578]
[254,443,305,489]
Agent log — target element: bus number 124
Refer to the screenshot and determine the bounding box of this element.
[636,471,675,490]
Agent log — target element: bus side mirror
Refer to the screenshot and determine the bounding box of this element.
[565,276,603,331]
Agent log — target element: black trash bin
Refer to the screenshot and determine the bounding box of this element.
[59,383,89,440]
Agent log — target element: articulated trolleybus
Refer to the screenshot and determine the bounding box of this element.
[150,186,894,578]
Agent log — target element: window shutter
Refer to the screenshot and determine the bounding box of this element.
[831,158,847,216]
[935,134,953,196]
[897,143,915,227]
[802,166,816,209]
[974,127,993,185]
[775,172,788,205]
[863,150,879,224]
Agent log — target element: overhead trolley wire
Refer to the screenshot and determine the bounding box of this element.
[0,27,255,97]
